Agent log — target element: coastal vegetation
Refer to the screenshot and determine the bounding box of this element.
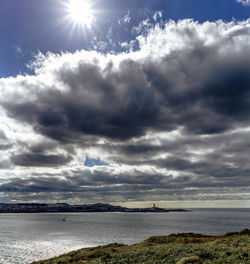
[32,229,250,264]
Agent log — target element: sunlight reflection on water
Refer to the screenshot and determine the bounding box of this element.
[0,209,249,264]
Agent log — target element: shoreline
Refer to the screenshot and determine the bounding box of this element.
[32,229,250,264]
[0,202,188,213]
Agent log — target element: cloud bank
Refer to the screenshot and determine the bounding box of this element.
[0,19,250,204]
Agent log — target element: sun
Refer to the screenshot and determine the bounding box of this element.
[67,0,94,28]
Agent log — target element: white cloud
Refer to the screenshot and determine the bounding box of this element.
[236,0,250,6]
[123,13,131,24]
[153,11,163,22]
[118,11,131,25]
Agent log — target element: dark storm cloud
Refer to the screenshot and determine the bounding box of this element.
[29,141,60,154]
[2,59,160,141]
[11,153,72,167]
[3,25,250,143]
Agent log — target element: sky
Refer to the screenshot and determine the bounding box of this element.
[0,0,250,208]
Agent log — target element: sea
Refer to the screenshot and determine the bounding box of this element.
[0,208,249,264]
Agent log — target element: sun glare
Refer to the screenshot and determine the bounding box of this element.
[67,0,94,28]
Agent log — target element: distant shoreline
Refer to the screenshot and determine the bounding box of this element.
[0,202,189,213]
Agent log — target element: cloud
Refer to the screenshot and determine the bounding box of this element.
[0,129,7,140]
[11,153,72,167]
[0,144,12,150]
[3,20,250,141]
[153,11,163,22]
[0,165,248,202]
[123,12,131,24]
[0,170,249,204]
[0,19,250,203]
[236,0,250,6]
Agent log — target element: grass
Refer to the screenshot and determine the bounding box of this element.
[32,229,250,264]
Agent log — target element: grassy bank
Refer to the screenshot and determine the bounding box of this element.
[32,229,250,264]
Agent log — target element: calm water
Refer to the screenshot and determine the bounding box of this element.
[0,208,249,264]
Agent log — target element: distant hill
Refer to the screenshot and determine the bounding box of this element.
[32,229,250,264]
[0,203,188,213]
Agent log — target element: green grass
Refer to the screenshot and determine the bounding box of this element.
[32,229,250,264]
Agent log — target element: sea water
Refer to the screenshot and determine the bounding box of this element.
[0,208,249,264]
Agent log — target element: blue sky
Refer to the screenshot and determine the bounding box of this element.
[1,0,249,77]
[0,0,250,207]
